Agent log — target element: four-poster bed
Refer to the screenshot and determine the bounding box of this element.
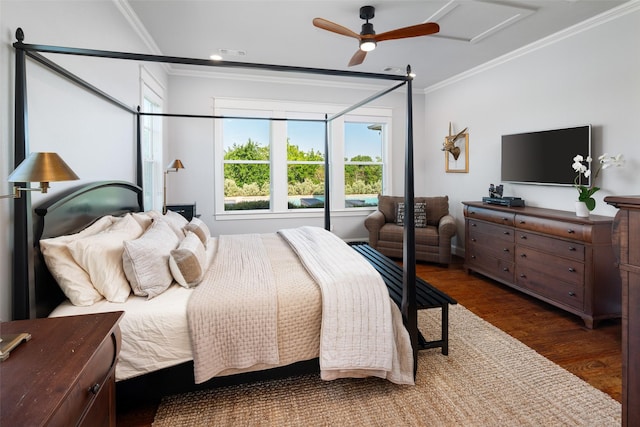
[10,27,431,392]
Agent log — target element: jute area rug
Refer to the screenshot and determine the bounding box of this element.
[152,305,621,426]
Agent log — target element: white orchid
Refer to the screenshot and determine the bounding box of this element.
[572,152,624,211]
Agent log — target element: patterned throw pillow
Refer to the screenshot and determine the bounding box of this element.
[396,202,427,228]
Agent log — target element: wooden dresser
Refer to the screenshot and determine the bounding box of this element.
[462,202,621,328]
[604,195,640,426]
[1,311,123,427]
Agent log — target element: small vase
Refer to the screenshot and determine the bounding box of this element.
[575,201,589,217]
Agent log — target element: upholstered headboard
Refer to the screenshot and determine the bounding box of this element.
[31,181,143,318]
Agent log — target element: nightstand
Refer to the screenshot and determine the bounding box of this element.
[166,203,197,220]
[1,311,123,427]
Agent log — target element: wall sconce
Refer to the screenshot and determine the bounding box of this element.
[1,152,79,199]
[163,159,184,214]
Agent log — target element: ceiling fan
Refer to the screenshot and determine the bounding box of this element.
[313,5,440,67]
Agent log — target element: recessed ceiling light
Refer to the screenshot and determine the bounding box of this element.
[382,66,403,74]
[218,48,246,57]
[209,54,222,61]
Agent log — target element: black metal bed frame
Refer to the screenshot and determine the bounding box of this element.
[11,27,419,368]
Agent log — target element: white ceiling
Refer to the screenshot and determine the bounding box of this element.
[124,0,629,90]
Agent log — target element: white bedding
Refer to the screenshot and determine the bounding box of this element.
[50,284,194,381]
[50,232,323,382]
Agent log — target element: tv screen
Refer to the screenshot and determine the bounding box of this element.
[501,125,591,186]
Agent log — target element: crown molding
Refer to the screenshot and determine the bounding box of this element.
[424,0,640,94]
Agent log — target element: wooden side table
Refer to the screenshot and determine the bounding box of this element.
[1,311,123,427]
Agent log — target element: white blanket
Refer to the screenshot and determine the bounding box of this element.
[187,234,279,383]
[278,226,414,385]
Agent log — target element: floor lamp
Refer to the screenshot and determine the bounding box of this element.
[163,159,184,214]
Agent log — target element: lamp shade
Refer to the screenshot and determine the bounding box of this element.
[166,159,184,170]
[8,152,79,183]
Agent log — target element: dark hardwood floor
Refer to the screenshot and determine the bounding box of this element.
[117,255,622,426]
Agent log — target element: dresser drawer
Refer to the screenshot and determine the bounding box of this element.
[516,231,585,261]
[467,247,515,283]
[466,206,515,226]
[467,220,514,243]
[468,232,514,262]
[516,246,584,285]
[516,264,584,310]
[515,214,591,241]
[49,331,119,427]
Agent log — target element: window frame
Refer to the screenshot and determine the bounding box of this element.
[213,98,392,218]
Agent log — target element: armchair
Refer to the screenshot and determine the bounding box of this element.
[364,195,456,264]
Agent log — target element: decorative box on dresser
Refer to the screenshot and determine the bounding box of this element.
[604,195,640,427]
[462,201,621,329]
[1,311,123,427]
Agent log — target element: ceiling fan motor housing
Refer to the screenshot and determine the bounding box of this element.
[361,22,375,36]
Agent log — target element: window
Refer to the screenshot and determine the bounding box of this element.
[140,68,164,211]
[214,99,391,215]
[141,92,162,211]
[287,121,325,209]
[222,118,271,210]
[344,122,383,208]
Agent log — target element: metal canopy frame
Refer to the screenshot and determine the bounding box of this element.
[11,27,418,371]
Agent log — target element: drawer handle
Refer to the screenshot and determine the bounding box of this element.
[503,248,509,252]
[472,223,477,227]
[502,267,509,272]
[568,267,576,273]
[502,217,508,221]
[568,292,576,297]
[520,273,526,278]
[503,231,510,235]
[471,238,476,242]
[89,383,100,395]
[520,235,527,239]
[567,229,575,234]
[520,253,527,258]
[569,246,576,251]
[471,255,476,259]
[519,220,525,224]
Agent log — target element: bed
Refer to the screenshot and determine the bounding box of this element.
[10,28,422,394]
[33,180,413,390]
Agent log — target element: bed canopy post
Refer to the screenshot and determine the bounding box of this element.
[402,66,418,372]
[12,28,34,320]
[323,114,330,231]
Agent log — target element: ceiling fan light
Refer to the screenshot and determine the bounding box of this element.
[360,40,376,52]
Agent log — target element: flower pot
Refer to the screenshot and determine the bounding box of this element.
[575,201,590,217]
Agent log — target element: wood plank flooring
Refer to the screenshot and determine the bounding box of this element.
[117,256,621,426]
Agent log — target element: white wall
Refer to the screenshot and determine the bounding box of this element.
[0,0,167,321]
[165,73,421,239]
[421,3,640,255]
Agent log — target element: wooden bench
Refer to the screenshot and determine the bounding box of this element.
[349,243,457,355]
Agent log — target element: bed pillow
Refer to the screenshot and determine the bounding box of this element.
[122,219,179,299]
[148,209,188,239]
[169,231,207,288]
[39,215,117,306]
[68,214,144,302]
[395,202,427,228]
[131,211,154,230]
[184,217,210,246]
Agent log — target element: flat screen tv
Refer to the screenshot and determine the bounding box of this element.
[501,125,591,186]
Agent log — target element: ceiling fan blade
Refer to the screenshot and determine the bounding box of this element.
[375,22,440,42]
[313,18,361,39]
[348,49,367,67]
